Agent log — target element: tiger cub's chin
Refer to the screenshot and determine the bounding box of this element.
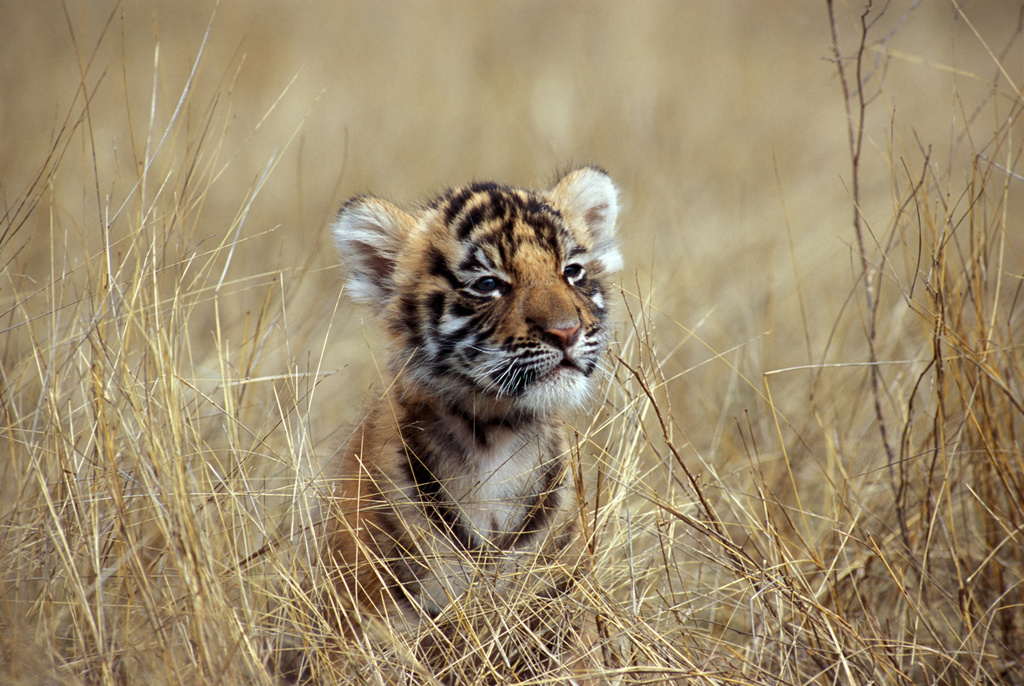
[323,166,622,679]
[514,363,596,414]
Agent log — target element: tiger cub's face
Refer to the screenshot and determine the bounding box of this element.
[332,167,622,415]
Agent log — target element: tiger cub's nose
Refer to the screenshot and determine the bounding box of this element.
[546,321,581,349]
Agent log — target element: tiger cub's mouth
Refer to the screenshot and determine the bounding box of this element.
[535,353,586,385]
[556,355,583,371]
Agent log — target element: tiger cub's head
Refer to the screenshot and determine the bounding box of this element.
[332,167,622,416]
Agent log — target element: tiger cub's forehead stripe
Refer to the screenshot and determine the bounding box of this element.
[447,184,515,241]
[466,209,568,267]
[439,184,579,267]
[452,199,495,242]
[457,246,495,273]
[441,182,500,226]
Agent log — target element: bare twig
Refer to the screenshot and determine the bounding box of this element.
[826,0,905,543]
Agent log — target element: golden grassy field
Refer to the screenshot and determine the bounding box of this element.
[2,0,1023,683]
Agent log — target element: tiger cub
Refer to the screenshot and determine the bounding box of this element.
[323,167,622,652]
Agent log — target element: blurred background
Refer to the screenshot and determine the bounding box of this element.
[4,0,1020,460]
[6,1,1018,434]
[5,3,1010,344]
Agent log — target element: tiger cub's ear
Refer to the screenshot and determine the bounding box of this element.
[550,166,623,274]
[331,196,414,304]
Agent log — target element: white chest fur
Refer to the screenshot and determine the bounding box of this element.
[404,421,559,615]
[445,427,547,542]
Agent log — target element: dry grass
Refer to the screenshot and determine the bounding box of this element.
[2,1,1023,683]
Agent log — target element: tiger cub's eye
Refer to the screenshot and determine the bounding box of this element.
[468,276,503,296]
[563,263,585,283]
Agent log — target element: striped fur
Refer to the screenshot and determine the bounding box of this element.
[323,167,621,640]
